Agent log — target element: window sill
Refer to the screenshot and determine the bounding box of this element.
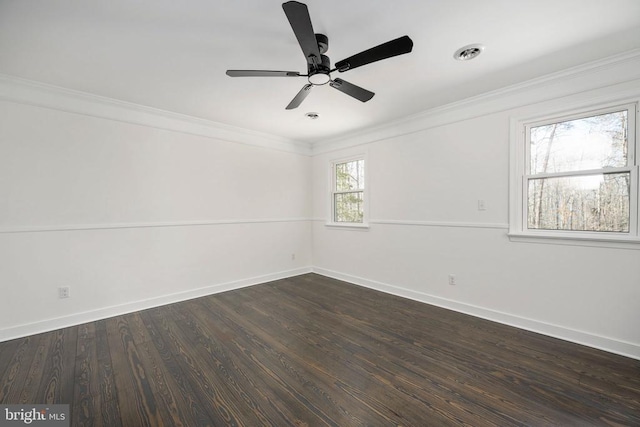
[325,222,370,230]
[508,231,640,250]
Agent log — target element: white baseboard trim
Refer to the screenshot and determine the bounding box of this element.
[312,267,640,360]
[0,267,312,343]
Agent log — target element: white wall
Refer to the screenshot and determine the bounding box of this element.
[2,53,639,360]
[0,98,312,340]
[311,56,640,359]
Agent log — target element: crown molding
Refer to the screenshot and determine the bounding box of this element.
[3,49,640,158]
[0,74,313,156]
[311,49,640,155]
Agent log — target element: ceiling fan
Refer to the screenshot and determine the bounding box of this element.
[226,1,414,110]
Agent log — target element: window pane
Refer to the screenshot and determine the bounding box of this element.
[334,192,364,223]
[530,110,628,174]
[336,160,365,191]
[527,173,630,232]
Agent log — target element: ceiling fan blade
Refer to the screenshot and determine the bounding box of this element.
[226,70,302,77]
[286,84,313,109]
[334,35,413,72]
[329,78,374,102]
[282,1,321,65]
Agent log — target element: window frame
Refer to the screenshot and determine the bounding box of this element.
[509,100,640,248]
[327,154,369,229]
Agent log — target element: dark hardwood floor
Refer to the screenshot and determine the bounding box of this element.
[1,273,639,426]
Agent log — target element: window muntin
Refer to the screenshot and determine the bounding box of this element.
[332,158,365,224]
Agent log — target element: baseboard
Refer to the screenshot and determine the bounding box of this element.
[312,267,640,360]
[6,266,638,361]
[0,267,312,343]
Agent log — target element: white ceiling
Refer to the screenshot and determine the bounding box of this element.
[1,0,640,145]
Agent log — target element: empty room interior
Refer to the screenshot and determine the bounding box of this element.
[1,0,640,425]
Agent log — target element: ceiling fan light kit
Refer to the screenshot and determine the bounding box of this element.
[226,1,414,110]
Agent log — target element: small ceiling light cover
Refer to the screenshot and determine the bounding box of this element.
[453,44,485,61]
[305,112,320,120]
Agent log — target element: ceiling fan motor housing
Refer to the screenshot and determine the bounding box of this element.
[307,53,331,85]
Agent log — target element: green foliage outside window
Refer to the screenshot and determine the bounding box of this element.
[334,159,364,223]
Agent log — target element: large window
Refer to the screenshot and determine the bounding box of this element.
[510,102,639,245]
[330,157,367,225]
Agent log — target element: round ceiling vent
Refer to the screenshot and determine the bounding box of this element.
[453,44,485,61]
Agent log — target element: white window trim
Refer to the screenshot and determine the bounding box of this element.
[327,153,370,229]
[509,99,640,249]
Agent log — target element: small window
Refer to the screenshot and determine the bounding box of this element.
[330,157,366,225]
[510,102,639,246]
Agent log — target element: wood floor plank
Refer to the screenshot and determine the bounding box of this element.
[234,276,640,426]
[19,332,53,404]
[219,280,541,426]
[105,316,167,427]
[36,327,78,404]
[290,277,640,425]
[169,301,333,426]
[190,296,346,425]
[128,311,210,427]
[123,312,154,345]
[74,323,100,427]
[207,290,499,426]
[0,273,638,426]
[0,337,38,403]
[93,319,123,427]
[73,322,122,427]
[138,309,217,426]
[0,339,20,381]
[346,285,640,425]
[142,306,252,426]
[185,298,343,426]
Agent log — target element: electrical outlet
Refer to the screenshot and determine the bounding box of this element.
[58,286,70,299]
[477,199,487,211]
[448,275,456,286]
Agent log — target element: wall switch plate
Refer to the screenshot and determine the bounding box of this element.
[58,286,70,299]
[478,199,487,211]
[448,275,456,286]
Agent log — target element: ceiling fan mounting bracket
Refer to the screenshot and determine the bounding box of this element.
[315,33,328,54]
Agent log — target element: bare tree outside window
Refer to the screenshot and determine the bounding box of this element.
[527,110,630,232]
